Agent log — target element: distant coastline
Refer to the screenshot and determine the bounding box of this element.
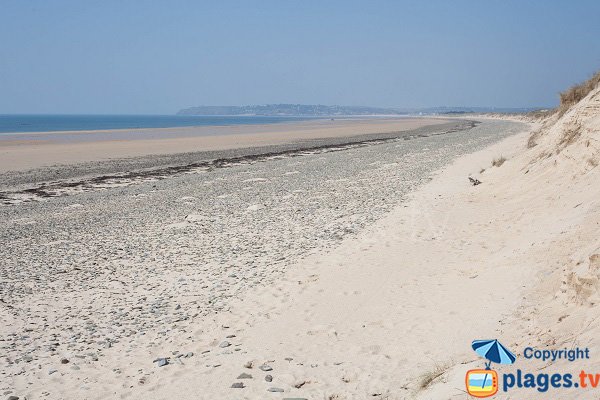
[177,103,542,116]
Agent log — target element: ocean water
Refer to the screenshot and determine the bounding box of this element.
[0,114,319,134]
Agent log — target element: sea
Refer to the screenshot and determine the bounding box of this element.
[0,114,319,134]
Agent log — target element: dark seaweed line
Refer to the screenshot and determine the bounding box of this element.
[0,121,478,205]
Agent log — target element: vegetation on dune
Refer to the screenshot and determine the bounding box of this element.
[492,156,507,167]
[527,69,599,149]
[558,70,600,117]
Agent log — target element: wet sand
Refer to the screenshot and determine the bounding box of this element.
[0,118,447,172]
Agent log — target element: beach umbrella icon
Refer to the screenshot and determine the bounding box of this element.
[471,339,516,390]
[472,339,516,367]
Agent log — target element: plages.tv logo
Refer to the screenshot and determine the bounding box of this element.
[465,339,516,398]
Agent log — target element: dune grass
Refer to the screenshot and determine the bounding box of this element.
[492,156,507,167]
[419,363,450,390]
[558,70,600,117]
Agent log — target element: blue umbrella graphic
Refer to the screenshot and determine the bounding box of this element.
[471,339,516,388]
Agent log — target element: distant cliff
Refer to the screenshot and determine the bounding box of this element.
[176,104,405,116]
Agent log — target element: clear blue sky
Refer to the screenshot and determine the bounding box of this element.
[1,0,599,114]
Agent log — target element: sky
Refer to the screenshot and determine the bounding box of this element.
[1,0,600,114]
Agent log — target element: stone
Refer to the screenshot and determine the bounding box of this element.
[7,396,19,400]
[259,364,273,371]
[267,387,284,392]
[60,358,69,364]
[265,374,273,382]
[231,382,245,389]
[243,361,253,368]
[154,358,169,367]
[237,373,252,379]
[219,341,231,348]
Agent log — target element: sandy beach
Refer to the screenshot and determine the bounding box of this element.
[1,83,599,400]
[3,1,599,399]
[0,118,448,173]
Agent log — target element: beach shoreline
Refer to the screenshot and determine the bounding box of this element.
[0,118,469,191]
[0,117,449,173]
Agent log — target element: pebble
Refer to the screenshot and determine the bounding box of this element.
[237,372,252,379]
[265,374,273,382]
[60,358,69,364]
[259,364,273,371]
[231,382,245,389]
[243,361,253,369]
[219,341,231,348]
[154,358,169,367]
[268,387,284,392]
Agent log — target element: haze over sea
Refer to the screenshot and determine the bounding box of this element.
[0,114,319,134]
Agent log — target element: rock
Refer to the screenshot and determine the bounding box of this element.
[237,373,252,379]
[153,358,169,367]
[267,387,284,392]
[259,364,273,371]
[185,352,194,358]
[60,358,69,364]
[48,369,58,375]
[219,341,231,348]
[226,334,236,338]
[231,382,245,389]
[265,374,273,382]
[7,396,19,400]
[243,361,253,369]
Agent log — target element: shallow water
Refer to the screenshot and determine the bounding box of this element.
[0,114,321,135]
